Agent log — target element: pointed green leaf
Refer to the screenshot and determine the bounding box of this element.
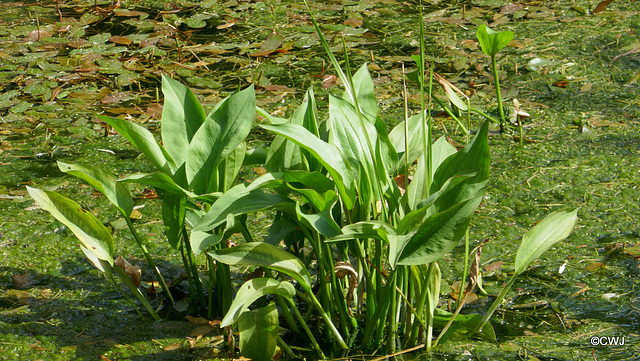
[186,86,255,194]
[57,161,133,217]
[99,115,174,174]
[260,122,356,209]
[343,64,377,122]
[477,24,514,57]
[27,187,114,265]
[515,208,579,275]
[208,242,312,290]
[118,172,193,197]
[397,188,486,266]
[160,74,206,167]
[194,184,294,232]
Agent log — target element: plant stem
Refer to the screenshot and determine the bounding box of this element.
[182,228,207,312]
[473,273,518,335]
[113,265,161,321]
[125,217,174,303]
[285,297,326,359]
[491,55,507,132]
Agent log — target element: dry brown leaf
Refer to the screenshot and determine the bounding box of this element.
[12,273,32,288]
[24,30,53,42]
[109,35,132,45]
[164,343,182,351]
[190,325,215,337]
[186,315,210,325]
[593,0,615,14]
[114,256,142,287]
[344,17,363,27]
[483,260,503,272]
[552,80,570,88]
[585,262,605,271]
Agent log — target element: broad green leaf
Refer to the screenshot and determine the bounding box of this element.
[208,242,312,290]
[194,184,293,232]
[238,302,279,361]
[515,208,579,275]
[27,187,114,265]
[327,94,383,208]
[295,199,341,238]
[432,120,490,203]
[221,278,295,327]
[389,112,425,173]
[190,231,222,255]
[99,115,174,174]
[264,219,298,245]
[396,188,486,266]
[57,161,133,217]
[160,74,206,167]
[477,24,514,57]
[260,122,356,209]
[186,86,255,194]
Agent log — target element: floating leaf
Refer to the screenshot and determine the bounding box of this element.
[593,0,615,14]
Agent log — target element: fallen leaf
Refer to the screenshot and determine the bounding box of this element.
[484,260,503,272]
[344,17,363,27]
[109,36,132,45]
[12,273,32,288]
[101,91,133,104]
[190,325,214,337]
[186,315,210,325]
[164,343,182,351]
[593,0,615,14]
[585,262,605,271]
[552,80,570,88]
[115,256,142,287]
[24,30,53,42]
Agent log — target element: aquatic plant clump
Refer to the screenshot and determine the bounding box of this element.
[24,3,581,360]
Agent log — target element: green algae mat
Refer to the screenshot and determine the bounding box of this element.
[1,0,639,360]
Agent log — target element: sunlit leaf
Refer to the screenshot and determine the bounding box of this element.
[27,187,114,265]
[208,242,312,290]
[477,24,513,57]
[58,161,133,217]
[514,208,579,275]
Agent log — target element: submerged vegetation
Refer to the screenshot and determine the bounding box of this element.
[1,0,639,360]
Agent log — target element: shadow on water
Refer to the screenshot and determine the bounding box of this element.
[0,260,209,360]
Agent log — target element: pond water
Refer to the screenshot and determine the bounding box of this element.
[0,0,639,360]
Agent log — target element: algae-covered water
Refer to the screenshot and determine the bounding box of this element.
[1,0,639,360]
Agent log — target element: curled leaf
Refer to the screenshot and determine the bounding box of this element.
[115,256,142,287]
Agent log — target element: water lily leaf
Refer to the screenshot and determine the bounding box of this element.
[261,31,284,51]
